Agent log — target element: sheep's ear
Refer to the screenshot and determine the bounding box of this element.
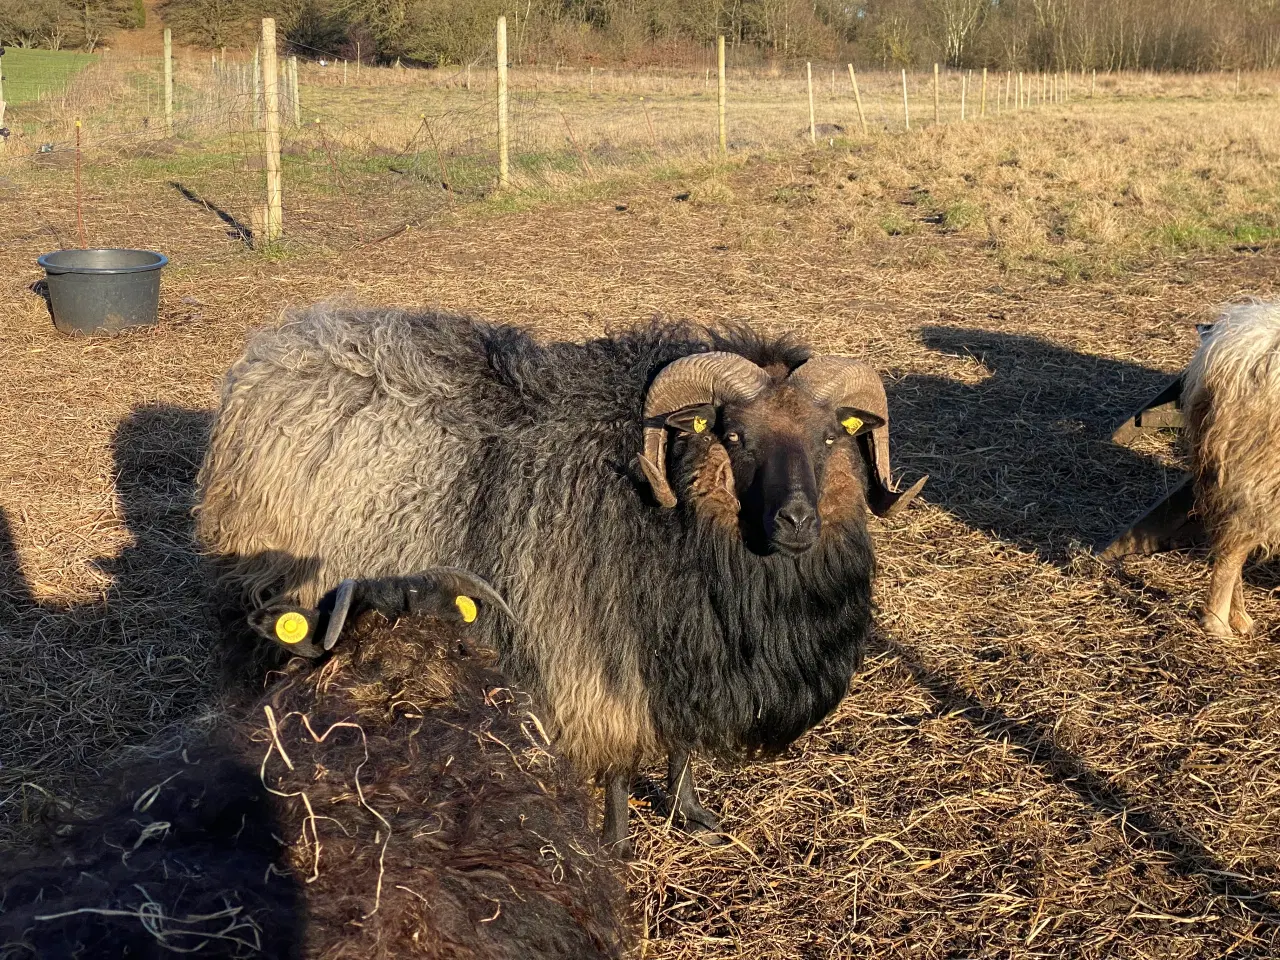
[834,406,885,437]
[663,404,717,436]
[248,603,328,659]
[248,579,357,658]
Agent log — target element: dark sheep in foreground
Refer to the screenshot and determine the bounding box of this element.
[194,308,926,853]
[1184,301,1280,638]
[0,568,628,959]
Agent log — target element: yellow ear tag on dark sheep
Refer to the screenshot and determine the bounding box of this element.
[693,416,708,433]
[455,595,478,623]
[841,415,864,436]
[275,611,309,644]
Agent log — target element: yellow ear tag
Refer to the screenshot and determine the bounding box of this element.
[455,595,478,623]
[692,416,708,434]
[275,611,309,644]
[841,415,864,436]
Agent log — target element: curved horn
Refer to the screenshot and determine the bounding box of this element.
[419,566,520,627]
[343,566,520,631]
[788,356,926,518]
[638,352,771,508]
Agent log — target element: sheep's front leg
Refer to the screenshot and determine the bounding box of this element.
[1202,542,1251,638]
[667,749,727,844]
[600,770,634,860]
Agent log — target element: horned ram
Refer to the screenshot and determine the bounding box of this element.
[194,308,926,853]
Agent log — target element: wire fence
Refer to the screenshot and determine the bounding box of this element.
[2,33,1277,252]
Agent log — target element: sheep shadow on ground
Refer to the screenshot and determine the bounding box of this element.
[889,325,1191,562]
[893,325,1280,596]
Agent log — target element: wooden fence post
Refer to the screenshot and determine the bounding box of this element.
[497,16,510,187]
[934,63,940,123]
[343,60,347,85]
[806,62,816,143]
[290,55,300,126]
[163,27,173,136]
[980,66,987,117]
[253,44,262,130]
[960,72,967,120]
[848,64,867,135]
[261,18,283,242]
[717,36,726,155]
[1091,68,1096,98]
[902,69,910,130]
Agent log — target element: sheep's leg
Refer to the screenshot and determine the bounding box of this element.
[600,770,634,860]
[1202,542,1251,638]
[667,749,727,844]
[1230,574,1255,636]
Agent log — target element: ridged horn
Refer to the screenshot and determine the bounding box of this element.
[788,356,926,518]
[415,566,519,626]
[638,352,771,508]
[336,566,519,638]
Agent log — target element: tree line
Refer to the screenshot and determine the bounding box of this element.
[4,0,1280,72]
[0,0,144,52]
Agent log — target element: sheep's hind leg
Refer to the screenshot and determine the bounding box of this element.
[1202,542,1251,638]
[600,770,634,861]
[668,749,727,845]
[1230,573,1255,636]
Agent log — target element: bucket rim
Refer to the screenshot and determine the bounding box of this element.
[38,249,169,275]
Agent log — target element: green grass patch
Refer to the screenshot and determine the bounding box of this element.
[942,200,981,231]
[1151,212,1280,253]
[879,211,916,236]
[1,48,98,106]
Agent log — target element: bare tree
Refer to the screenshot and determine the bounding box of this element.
[926,0,987,65]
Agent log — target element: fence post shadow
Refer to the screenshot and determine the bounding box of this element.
[168,181,254,247]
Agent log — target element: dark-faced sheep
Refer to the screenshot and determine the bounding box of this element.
[0,569,628,959]
[1183,301,1280,638]
[194,309,926,853]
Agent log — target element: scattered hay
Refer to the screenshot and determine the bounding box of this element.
[4,99,1280,956]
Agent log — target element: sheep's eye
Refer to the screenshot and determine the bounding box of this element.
[726,431,741,444]
[824,436,836,445]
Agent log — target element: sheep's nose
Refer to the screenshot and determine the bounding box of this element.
[771,498,820,552]
[776,500,816,534]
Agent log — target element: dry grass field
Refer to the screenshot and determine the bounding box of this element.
[3,61,1280,957]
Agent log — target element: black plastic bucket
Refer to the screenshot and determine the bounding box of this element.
[37,248,168,336]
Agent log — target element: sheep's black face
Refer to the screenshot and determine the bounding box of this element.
[696,384,875,556]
